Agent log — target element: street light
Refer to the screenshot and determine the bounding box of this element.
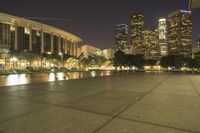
[11,57,18,69]
[59,53,64,68]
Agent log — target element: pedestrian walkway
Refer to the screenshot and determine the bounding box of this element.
[0,73,200,133]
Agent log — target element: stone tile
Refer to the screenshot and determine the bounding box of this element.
[97,118,191,133]
[120,102,200,132]
[0,98,51,122]
[139,93,200,109]
[115,85,153,93]
[0,107,111,133]
[95,90,142,99]
[25,91,89,105]
[152,87,198,97]
[7,89,52,97]
[0,93,19,102]
[70,92,141,115]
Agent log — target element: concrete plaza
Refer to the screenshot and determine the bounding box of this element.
[0,73,200,133]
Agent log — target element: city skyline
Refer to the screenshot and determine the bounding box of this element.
[0,0,199,49]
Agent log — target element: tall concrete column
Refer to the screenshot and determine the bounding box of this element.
[74,42,78,57]
[73,42,76,57]
[51,33,54,54]
[64,38,67,54]
[29,28,32,51]
[70,41,73,56]
[58,36,61,54]
[14,25,18,50]
[41,31,44,54]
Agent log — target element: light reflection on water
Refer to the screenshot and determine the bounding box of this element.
[0,71,114,87]
[5,74,29,86]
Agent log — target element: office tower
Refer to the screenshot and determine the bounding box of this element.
[130,13,144,54]
[197,38,200,48]
[167,10,192,56]
[143,29,160,60]
[158,18,168,56]
[115,24,128,51]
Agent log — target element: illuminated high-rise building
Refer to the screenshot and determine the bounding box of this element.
[197,38,200,48]
[158,18,168,56]
[143,29,160,60]
[167,10,192,56]
[115,24,128,51]
[130,13,144,54]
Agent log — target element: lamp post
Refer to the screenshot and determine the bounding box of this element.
[59,53,64,68]
[11,57,18,69]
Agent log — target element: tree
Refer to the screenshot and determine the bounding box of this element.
[160,55,184,69]
[79,54,106,69]
[145,59,157,66]
[134,54,145,69]
[114,50,127,68]
[20,51,40,67]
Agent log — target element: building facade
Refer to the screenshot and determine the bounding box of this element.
[0,12,82,58]
[80,44,101,57]
[143,29,160,60]
[115,24,128,51]
[158,18,168,56]
[102,48,114,60]
[130,13,144,54]
[167,10,192,56]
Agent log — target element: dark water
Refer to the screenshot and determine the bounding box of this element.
[0,71,124,87]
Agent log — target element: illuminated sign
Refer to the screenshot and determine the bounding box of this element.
[180,10,192,14]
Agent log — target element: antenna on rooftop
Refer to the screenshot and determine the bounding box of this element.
[189,0,192,10]
[23,17,71,21]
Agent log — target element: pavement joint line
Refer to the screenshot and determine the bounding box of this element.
[149,92,200,98]
[0,106,52,124]
[92,75,171,133]
[187,76,200,97]
[9,91,145,121]
[10,77,168,133]
[15,95,133,118]
[12,95,114,117]
[117,117,199,133]
[0,74,173,132]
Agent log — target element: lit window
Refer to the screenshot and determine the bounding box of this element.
[36,31,41,36]
[24,28,30,34]
[10,25,15,31]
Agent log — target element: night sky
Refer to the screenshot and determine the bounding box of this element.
[0,0,199,49]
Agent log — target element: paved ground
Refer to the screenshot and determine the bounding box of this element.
[0,72,200,133]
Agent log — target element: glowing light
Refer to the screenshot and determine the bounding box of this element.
[5,74,29,86]
[21,63,25,67]
[56,72,65,80]
[90,71,96,77]
[180,10,190,13]
[49,73,56,81]
[159,18,166,22]
[11,57,18,62]
[144,66,151,70]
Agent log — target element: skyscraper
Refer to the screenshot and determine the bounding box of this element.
[158,18,168,56]
[197,38,200,48]
[143,28,160,60]
[167,10,192,56]
[130,13,144,54]
[115,24,128,51]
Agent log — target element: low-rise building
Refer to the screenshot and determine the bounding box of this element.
[79,44,101,57]
[102,49,114,60]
